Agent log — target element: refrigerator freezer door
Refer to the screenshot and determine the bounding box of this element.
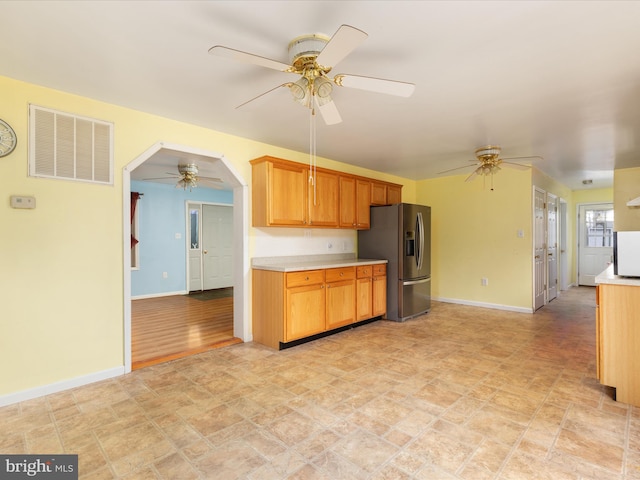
[401,204,431,280]
[397,277,431,321]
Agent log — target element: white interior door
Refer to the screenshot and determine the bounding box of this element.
[578,203,614,286]
[559,200,569,290]
[202,204,233,290]
[187,204,202,292]
[547,194,558,302]
[533,188,546,311]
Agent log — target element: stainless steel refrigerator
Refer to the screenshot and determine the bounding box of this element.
[358,203,431,321]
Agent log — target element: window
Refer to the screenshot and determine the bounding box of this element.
[190,208,200,249]
[585,208,614,247]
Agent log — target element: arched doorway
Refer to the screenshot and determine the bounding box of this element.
[122,142,249,372]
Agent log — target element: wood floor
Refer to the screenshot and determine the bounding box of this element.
[131,291,240,370]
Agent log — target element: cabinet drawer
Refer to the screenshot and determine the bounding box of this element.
[326,267,355,283]
[357,265,373,278]
[286,270,325,288]
[372,264,387,276]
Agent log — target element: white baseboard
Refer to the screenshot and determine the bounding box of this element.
[0,366,125,407]
[433,296,533,314]
[132,290,187,300]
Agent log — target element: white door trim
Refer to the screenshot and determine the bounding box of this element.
[123,142,249,373]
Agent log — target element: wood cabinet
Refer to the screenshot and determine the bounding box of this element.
[371,181,402,206]
[251,156,401,229]
[251,158,308,227]
[285,270,326,341]
[325,267,356,330]
[387,185,402,205]
[596,282,640,407]
[356,264,387,320]
[339,176,370,229]
[372,264,387,317]
[308,170,339,227]
[253,262,387,349]
[356,266,374,321]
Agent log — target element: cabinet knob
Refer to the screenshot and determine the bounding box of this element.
[305,276,309,280]
[340,272,344,277]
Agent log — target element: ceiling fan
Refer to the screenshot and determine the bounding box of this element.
[143,163,224,191]
[438,145,542,190]
[208,24,415,125]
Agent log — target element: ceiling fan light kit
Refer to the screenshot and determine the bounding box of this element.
[176,163,199,191]
[209,24,415,201]
[437,144,541,191]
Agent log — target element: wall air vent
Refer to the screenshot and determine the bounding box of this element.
[29,105,113,185]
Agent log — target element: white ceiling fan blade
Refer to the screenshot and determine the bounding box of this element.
[236,83,290,109]
[437,163,478,175]
[315,97,342,125]
[501,161,531,170]
[465,168,480,182]
[316,24,368,68]
[502,155,543,162]
[197,176,223,182]
[208,45,292,72]
[334,74,415,97]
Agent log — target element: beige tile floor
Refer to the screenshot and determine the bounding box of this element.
[2,286,640,479]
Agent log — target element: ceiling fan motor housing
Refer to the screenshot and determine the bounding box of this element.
[288,33,330,72]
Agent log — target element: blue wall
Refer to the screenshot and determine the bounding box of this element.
[131,181,233,297]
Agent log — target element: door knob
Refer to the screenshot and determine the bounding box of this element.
[203,250,208,254]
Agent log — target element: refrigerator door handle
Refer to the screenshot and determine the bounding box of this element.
[403,277,430,286]
[416,212,424,271]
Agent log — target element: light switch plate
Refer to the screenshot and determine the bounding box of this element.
[10,195,36,209]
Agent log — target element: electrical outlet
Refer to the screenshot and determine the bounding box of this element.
[481,278,488,286]
[162,272,168,279]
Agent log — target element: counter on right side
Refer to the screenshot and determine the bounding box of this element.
[595,265,640,407]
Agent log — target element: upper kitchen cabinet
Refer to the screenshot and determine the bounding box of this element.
[308,169,340,227]
[371,181,403,206]
[251,157,308,227]
[251,156,402,229]
[339,176,371,229]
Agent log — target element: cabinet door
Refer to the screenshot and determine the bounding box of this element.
[356,276,373,321]
[326,279,356,330]
[356,180,371,229]
[371,182,387,206]
[269,162,308,226]
[373,274,387,317]
[339,176,357,228]
[387,185,402,205]
[286,283,325,341]
[309,170,339,227]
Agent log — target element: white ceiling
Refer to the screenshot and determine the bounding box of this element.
[3,1,640,190]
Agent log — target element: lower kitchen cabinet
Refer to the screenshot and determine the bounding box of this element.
[596,282,640,407]
[325,267,356,330]
[357,264,387,321]
[253,263,386,349]
[372,264,387,317]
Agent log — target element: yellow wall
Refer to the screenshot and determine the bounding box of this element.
[416,168,533,309]
[0,76,410,397]
[613,167,640,231]
[0,73,616,400]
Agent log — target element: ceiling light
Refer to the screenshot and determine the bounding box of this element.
[289,77,309,105]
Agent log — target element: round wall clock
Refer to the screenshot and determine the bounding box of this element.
[0,118,17,157]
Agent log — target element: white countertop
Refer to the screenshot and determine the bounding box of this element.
[252,254,387,272]
[595,264,640,286]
